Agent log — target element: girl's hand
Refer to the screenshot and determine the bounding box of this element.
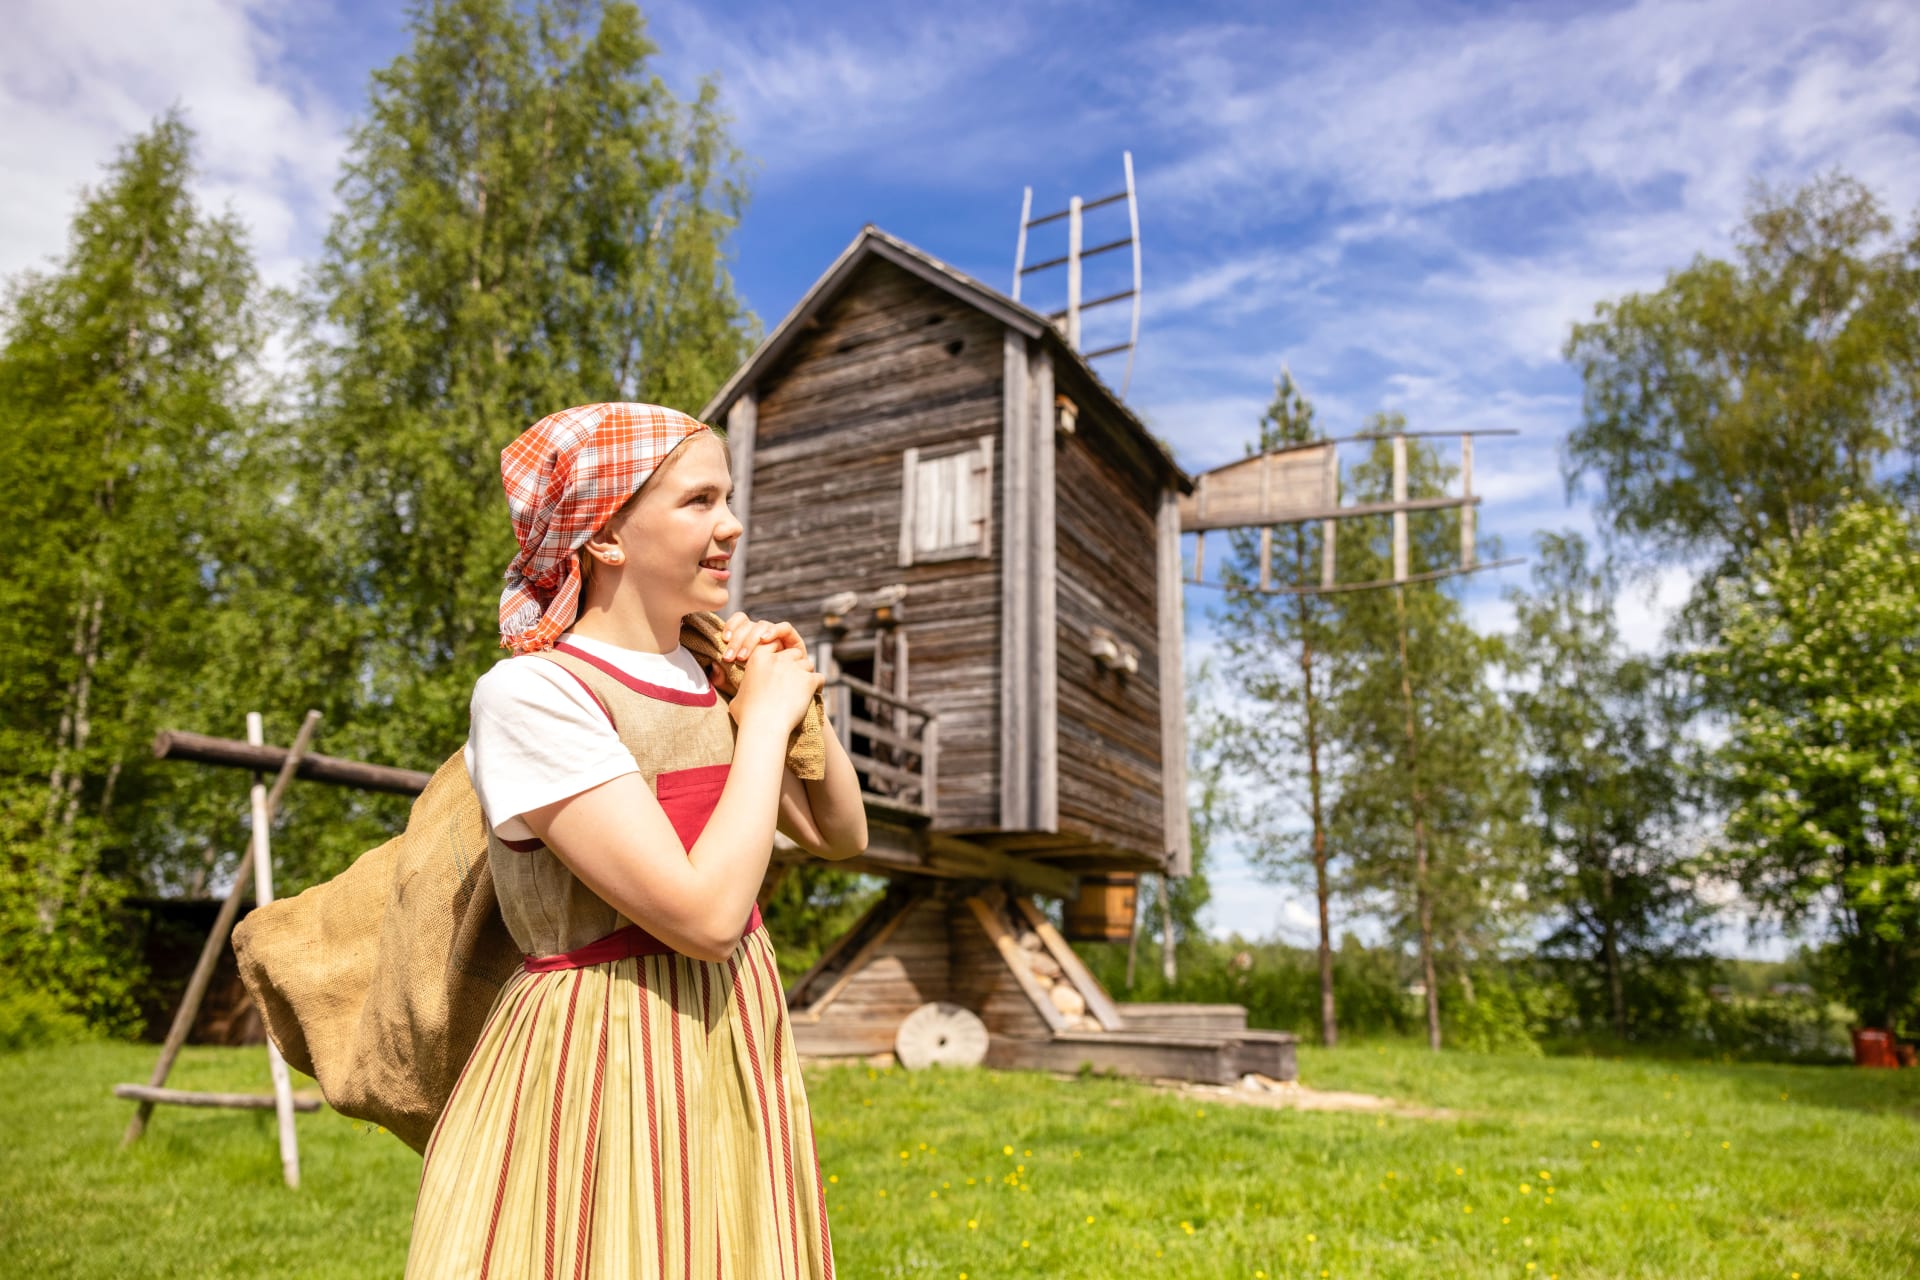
[710,613,810,696]
[729,641,824,733]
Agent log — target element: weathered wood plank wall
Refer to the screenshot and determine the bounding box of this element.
[748,258,1006,830]
[1050,360,1168,861]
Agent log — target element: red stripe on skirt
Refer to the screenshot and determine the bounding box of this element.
[639,960,667,1279]
[573,974,612,1280]
[544,972,583,1280]
[815,1148,835,1280]
[729,951,789,1276]
[752,943,802,1269]
[479,982,548,1280]
[668,961,692,1273]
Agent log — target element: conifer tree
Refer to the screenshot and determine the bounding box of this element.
[1326,423,1533,1050]
[1210,370,1343,1044]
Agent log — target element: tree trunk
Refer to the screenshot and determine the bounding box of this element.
[1602,861,1627,1040]
[1393,585,1442,1051]
[1296,598,1336,1047]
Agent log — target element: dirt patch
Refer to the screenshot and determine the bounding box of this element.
[1148,1073,1452,1119]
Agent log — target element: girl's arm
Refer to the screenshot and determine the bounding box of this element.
[775,711,868,860]
[520,651,816,963]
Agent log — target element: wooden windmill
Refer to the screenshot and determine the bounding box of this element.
[700,221,1294,1084]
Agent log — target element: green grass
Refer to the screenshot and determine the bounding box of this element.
[2,1040,1915,1278]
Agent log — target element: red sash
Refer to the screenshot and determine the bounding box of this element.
[523,905,764,972]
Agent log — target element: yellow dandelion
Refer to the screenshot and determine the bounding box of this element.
[900,1151,910,1160]
[1003,1145,1014,1156]
[967,1220,976,1230]
[1526,1264,1536,1272]
[1307,1234,1317,1243]
[1454,1167,1465,1176]
[1463,1205,1473,1214]
[878,1189,887,1198]
[829,1175,839,1184]
[1502,1217,1510,1224]
[1539,1171,1551,1180]
[1085,1215,1095,1224]
[1520,1184,1531,1195]
[1721,1141,1730,1150]
[919,1142,928,1150]
[1020,1240,1030,1249]
[1024,1149,1032,1157]
[1590,1140,1601,1149]
[929,1191,939,1199]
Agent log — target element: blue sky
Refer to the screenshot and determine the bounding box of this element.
[8,0,1919,952]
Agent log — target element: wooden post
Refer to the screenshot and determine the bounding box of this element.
[122,710,321,1149]
[1321,444,1339,590]
[1066,195,1083,351]
[247,712,303,1189]
[1392,433,1409,585]
[1460,434,1476,569]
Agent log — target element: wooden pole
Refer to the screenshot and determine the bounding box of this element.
[247,712,303,1190]
[122,710,321,1148]
[152,728,429,796]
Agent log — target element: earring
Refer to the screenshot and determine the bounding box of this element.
[605,551,624,564]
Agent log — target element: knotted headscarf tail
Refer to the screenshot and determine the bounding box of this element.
[498,402,712,655]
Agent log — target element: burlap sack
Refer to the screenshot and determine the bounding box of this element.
[233,752,516,1153]
[231,611,828,1153]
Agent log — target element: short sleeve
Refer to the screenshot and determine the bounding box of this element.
[464,657,640,841]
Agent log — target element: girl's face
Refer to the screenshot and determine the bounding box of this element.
[601,431,741,618]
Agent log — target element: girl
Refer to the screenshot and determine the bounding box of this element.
[406,402,865,1278]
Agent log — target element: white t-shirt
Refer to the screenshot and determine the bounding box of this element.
[464,632,713,841]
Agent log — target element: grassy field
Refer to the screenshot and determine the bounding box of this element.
[1,1040,1914,1278]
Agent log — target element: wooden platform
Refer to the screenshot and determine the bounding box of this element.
[785,883,1297,1085]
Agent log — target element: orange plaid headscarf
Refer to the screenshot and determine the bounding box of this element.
[498,403,712,655]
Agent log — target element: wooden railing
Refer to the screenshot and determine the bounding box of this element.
[825,674,937,818]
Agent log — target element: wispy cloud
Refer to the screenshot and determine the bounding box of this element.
[0,0,345,288]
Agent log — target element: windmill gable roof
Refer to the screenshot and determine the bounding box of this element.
[701,225,1191,493]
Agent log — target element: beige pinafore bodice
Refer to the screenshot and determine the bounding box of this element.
[484,641,738,959]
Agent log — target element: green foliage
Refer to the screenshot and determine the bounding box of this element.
[1691,499,1920,1030]
[1440,974,1563,1057]
[0,113,283,1030]
[303,0,757,789]
[1077,934,1421,1039]
[1565,172,1920,569]
[1505,533,1705,1038]
[1327,426,1535,983]
[0,989,98,1054]
[761,866,886,985]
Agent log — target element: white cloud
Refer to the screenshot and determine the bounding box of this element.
[646,0,1039,181]
[0,0,345,289]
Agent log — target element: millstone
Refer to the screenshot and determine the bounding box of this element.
[894,1002,990,1070]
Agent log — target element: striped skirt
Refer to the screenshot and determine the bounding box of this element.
[406,927,835,1278]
